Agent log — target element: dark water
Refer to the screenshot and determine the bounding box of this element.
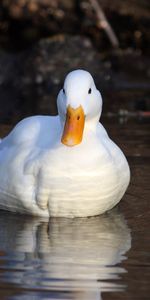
[0,108,149,299]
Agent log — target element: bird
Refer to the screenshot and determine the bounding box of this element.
[0,69,130,217]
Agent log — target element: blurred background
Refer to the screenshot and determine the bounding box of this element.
[0,0,149,128]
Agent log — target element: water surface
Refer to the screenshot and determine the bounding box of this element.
[0,209,132,300]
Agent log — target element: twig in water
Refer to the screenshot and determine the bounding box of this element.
[88,0,119,48]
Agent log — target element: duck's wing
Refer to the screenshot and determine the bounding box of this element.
[0,115,61,215]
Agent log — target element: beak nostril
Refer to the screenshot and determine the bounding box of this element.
[77,115,80,120]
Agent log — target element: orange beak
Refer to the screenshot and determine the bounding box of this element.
[61,105,85,146]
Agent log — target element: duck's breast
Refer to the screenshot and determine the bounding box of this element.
[40,129,130,217]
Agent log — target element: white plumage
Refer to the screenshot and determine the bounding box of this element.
[0,70,130,217]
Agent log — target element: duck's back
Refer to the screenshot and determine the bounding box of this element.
[0,115,61,149]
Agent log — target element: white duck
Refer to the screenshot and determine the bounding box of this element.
[0,70,130,217]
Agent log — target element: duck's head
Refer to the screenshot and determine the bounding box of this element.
[57,69,102,147]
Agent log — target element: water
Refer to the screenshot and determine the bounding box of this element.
[0,106,149,299]
[0,210,131,300]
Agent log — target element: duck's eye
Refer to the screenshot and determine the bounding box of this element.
[63,88,65,95]
[88,88,92,94]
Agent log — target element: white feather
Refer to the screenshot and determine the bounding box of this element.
[0,70,130,217]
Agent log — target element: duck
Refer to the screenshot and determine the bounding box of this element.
[0,69,130,217]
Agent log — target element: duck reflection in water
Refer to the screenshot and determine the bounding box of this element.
[0,209,131,300]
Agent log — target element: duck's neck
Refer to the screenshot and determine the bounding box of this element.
[84,115,100,133]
